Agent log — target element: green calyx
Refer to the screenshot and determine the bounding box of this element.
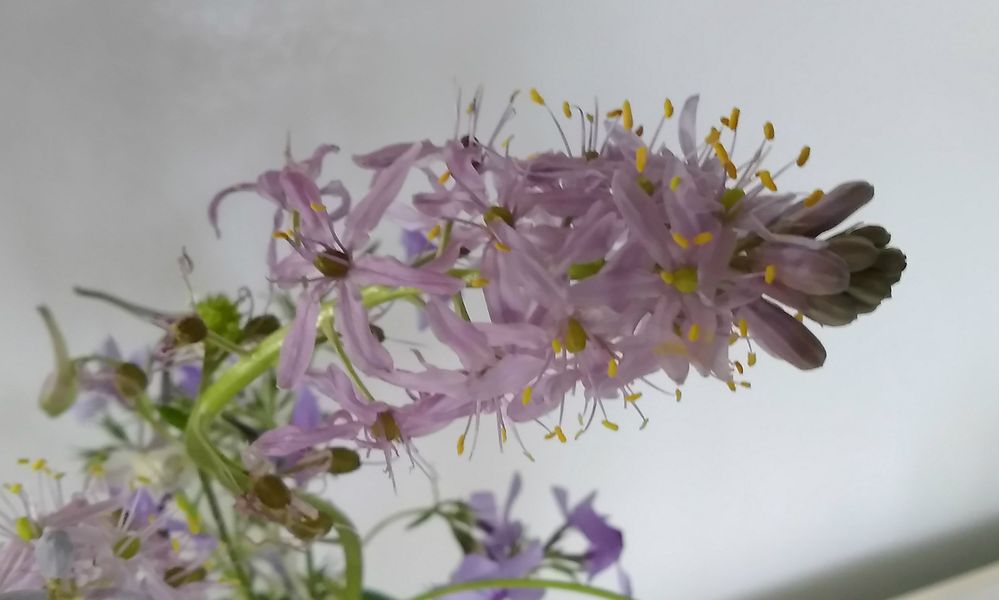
[720,187,745,211]
[567,258,606,280]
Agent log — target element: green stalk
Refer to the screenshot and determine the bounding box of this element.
[408,579,630,600]
[199,470,256,599]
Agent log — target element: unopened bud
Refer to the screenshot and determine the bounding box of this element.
[113,362,148,399]
[252,474,292,510]
[328,447,361,474]
[242,314,281,339]
[173,315,207,345]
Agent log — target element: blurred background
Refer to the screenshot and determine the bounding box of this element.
[1,1,998,598]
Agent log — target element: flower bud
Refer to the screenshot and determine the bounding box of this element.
[165,566,207,587]
[113,362,148,400]
[313,249,351,278]
[242,314,281,340]
[287,510,333,541]
[848,224,891,248]
[37,306,77,417]
[112,534,141,560]
[328,447,361,475]
[826,236,879,271]
[173,315,208,345]
[252,474,292,510]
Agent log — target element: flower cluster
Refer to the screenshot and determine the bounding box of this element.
[212,90,905,472]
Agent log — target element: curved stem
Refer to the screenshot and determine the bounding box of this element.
[362,507,431,546]
[302,494,363,600]
[409,578,630,600]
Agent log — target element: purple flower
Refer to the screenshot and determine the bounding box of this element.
[552,488,624,578]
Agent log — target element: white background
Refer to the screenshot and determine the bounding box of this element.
[2,2,998,598]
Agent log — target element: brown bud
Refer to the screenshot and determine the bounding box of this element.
[370,411,402,442]
[173,315,207,345]
[328,447,361,475]
[252,474,292,510]
[165,566,207,587]
[827,237,879,271]
[113,362,148,399]
[287,510,333,541]
[313,249,351,279]
[243,314,281,339]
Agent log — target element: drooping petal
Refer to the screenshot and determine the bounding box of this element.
[277,290,322,389]
[776,181,874,237]
[423,300,494,373]
[290,387,321,430]
[677,94,700,160]
[752,243,851,295]
[352,256,463,296]
[343,142,422,250]
[334,281,394,374]
[208,181,258,237]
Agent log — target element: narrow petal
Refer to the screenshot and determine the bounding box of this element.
[277,290,321,389]
[677,94,700,160]
[335,282,394,374]
[610,171,673,267]
[352,256,463,296]
[424,300,494,373]
[776,181,874,237]
[208,182,258,237]
[752,243,850,295]
[739,299,826,369]
[343,142,422,250]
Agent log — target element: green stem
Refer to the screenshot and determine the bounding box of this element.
[409,579,630,600]
[302,494,364,600]
[320,314,375,402]
[199,470,256,599]
[362,507,432,545]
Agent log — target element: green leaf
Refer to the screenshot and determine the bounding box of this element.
[100,416,130,442]
[405,508,439,530]
[195,294,243,342]
[37,306,78,417]
[157,405,190,430]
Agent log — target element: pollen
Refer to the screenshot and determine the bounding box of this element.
[729,107,741,130]
[725,161,738,179]
[659,270,675,284]
[694,231,713,246]
[705,127,721,144]
[625,392,643,402]
[31,459,46,472]
[757,170,777,192]
[794,311,804,322]
[501,426,508,443]
[672,231,690,249]
[748,352,758,366]
[602,419,620,431]
[468,277,490,288]
[675,389,682,402]
[457,434,466,456]
[521,387,533,405]
[763,121,775,140]
[726,380,737,392]
[622,100,634,130]
[437,171,451,185]
[554,426,567,443]
[606,108,623,118]
[738,318,748,337]
[635,146,648,173]
[494,241,511,253]
[687,323,701,342]
[664,98,674,118]
[552,338,563,354]
[529,88,545,105]
[427,223,441,240]
[735,360,744,374]
[271,230,292,241]
[804,188,825,207]
[796,145,811,167]
[712,143,730,165]
[608,358,619,378]
[562,101,572,118]
[669,175,682,191]
[764,264,777,284]
[309,202,325,212]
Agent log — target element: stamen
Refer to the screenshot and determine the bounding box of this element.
[552,338,563,354]
[748,352,758,366]
[740,381,752,388]
[804,188,825,207]
[764,264,777,284]
[728,107,741,130]
[635,125,644,137]
[530,88,545,105]
[693,231,713,245]
[726,380,737,392]
[735,360,744,374]
[606,108,623,118]
[494,241,511,253]
[725,162,738,179]
[437,171,451,185]
[659,270,674,284]
[554,426,567,443]
[705,127,721,144]
[757,170,777,191]
[456,434,466,456]
[669,175,682,191]
[764,121,775,140]
[738,319,748,337]
[561,101,572,118]
[601,419,620,431]
[687,323,700,342]
[468,277,489,288]
[309,202,325,212]
[664,98,674,118]
[625,392,642,402]
[622,100,634,130]
[521,387,533,405]
[607,358,619,378]
[635,146,648,173]
[427,224,442,240]
[675,389,682,402]
[671,232,690,249]
[796,145,811,167]
[712,143,731,165]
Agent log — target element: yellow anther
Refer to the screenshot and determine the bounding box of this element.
[659,270,675,284]
[764,264,777,284]
[796,145,811,167]
[272,230,292,241]
[601,419,620,432]
[585,113,594,122]
[635,146,648,173]
[309,202,325,212]
[712,143,730,165]
[794,311,804,322]
[562,101,572,118]
[88,463,105,476]
[687,323,700,342]
[720,117,730,127]
[694,231,713,246]
[607,358,619,378]
[622,100,634,130]
[529,88,545,105]
[14,517,40,542]
[669,175,682,191]
[671,231,690,249]
[468,277,490,288]
[501,427,508,443]
[16,458,29,465]
[724,161,738,179]
[501,135,513,149]
[466,101,475,115]
[456,434,466,456]
[606,108,623,118]
[437,171,451,185]
[738,319,748,337]
[171,538,182,554]
[7,483,23,495]
[31,459,46,472]
[757,170,777,192]
[705,127,721,144]
[521,387,533,405]
[636,175,655,195]
[803,188,825,207]
[635,125,644,137]
[625,392,643,402]
[494,241,511,253]
[564,318,588,353]
[728,334,739,345]
[427,223,442,240]
[748,352,758,367]
[735,361,744,375]
[729,107,741,130]
[763,121,775,140]
[552,338,563,354]
[726,380,737,392]
[554,426,567,444]
[675,389,682,402]
[664,98,674,118]
[739,381,752,389]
